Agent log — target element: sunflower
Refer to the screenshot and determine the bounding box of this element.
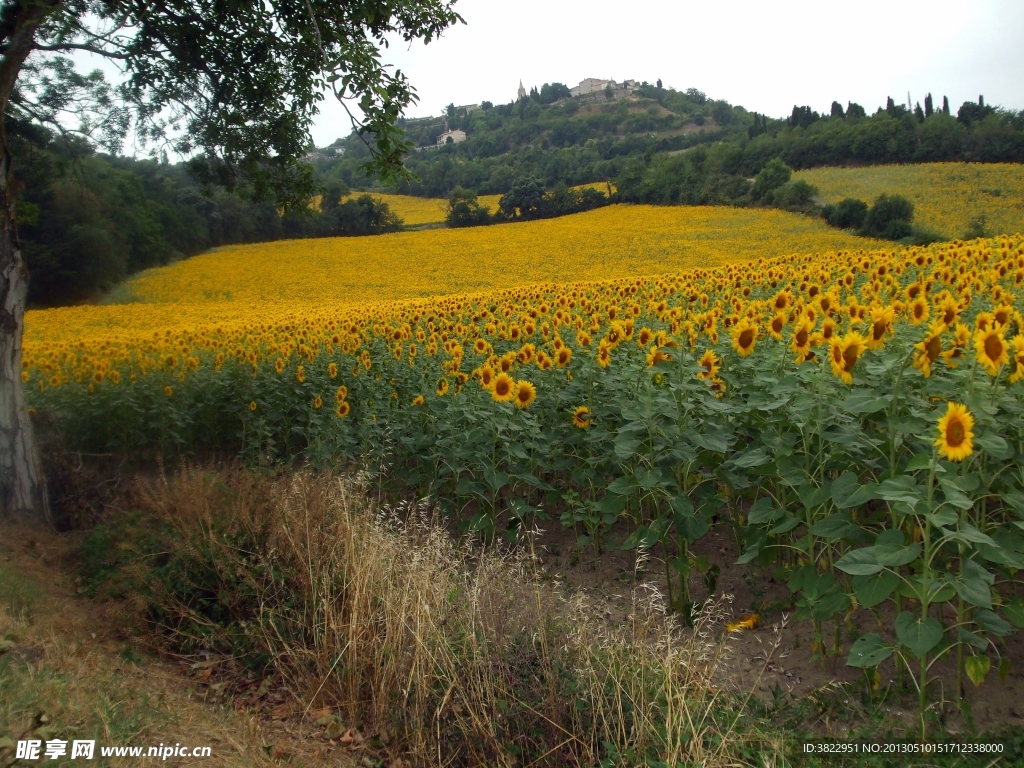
[328,362,338,378]
[790,318,815,363]
[296,365,306,383]
[942,323,972,368]
[912,321,945,378]
[974,326,1009,376]
[436,378,450,396]
[596,341,612,368]
[866,305,895,350]
[830,331,866,385]
[164,386,173,396]
[412,395,425,406]
[249,401,257,412]
[936,297,960,327]
[313,395,323,410]
[492,373,515,402]
[697,349,720,380]
[908,297,930,326]
[479,365,495,389]
[731,318,757,357]
[572,406,592,429]
[336,401,351,418]
[335,385,348,403]
[555,347,572,367]
[646,345,672,367]
[820,318,837,342]
[935,402,974,462]
[473,338,489,355]
[513,379,537,408]
[637,327,654,347]
[517,343,536,364]
[499,353,516,372]
[768,312,786,341]
[1008,335,1024,384]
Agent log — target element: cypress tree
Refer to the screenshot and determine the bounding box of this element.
[924,93,933,117]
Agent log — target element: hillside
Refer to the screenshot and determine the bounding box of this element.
[795,162,1024,239]
[25,205,878,342]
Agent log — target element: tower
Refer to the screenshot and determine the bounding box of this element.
[518,80,526,101]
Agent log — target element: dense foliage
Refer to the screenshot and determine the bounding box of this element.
[11,121,403,307]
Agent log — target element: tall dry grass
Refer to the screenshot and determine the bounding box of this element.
[120,466,775,766]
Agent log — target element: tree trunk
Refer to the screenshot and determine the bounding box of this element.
[0,173,49,525]
[0,2,55,526]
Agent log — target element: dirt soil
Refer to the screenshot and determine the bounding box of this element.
[0,524,375,768]
[532,520,1024,738]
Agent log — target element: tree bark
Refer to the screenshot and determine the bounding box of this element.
[0,2,56,526]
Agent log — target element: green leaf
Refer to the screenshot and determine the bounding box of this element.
[635,465,663,490]
[731,447,771,468]
[607,475,636,496]
[948,560,995,610]
[938,479,974,510]
[853,571,900,609]
[835,547,883,575]
[798,482,830,509]
[951,522,996,546]
[964,655,991,687]
[842,392,891,414]
[874,541,922,567]
[674,511,710,544]
[905,454,935,472]
[810,513,858,541]
[926,509,958,528]
[747,497,782,525]
[975,433,1011,460]
[768,513,800,535]
[847,633,893,668]
[1004,598,1024,628]
[877,477,922,507]
[813,590,852,621]
[956,628,988,650]
[895,612,944,658]
[975,608,1012,637]
[831,472,878,509]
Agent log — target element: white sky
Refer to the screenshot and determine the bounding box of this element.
[311,0,1024,147]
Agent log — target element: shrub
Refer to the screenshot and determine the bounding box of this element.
[78,466,765,766]
[752,158,792,202]
[822,198,868,230]
[446,187,493,227]
[860,193,914,239]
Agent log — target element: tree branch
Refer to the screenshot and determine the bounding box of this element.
[32,42,129,60]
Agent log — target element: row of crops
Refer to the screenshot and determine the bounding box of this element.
[25,234,1024,735]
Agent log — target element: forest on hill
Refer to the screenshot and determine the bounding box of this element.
[13,81,1024,307]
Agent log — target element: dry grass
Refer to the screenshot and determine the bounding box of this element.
[110,466,776,767]
[0,529,328,767]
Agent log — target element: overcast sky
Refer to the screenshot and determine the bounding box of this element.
[310,0,1024,147]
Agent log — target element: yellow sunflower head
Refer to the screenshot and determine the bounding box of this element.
[513,379,537,408]
[731,318,758,357]
[935,402,974,462]
[572,406,592,429]
[697,349,720,380]
[492,372,515,402]
[412,395,425,406]
[974,326,1009,376]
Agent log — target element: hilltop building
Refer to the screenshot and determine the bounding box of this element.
[570,78,639,97]
[436,128,466,147]
[518,80,526,100]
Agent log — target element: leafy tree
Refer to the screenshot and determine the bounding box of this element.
[656,79,662,89]
[846,102,866,120]
[499,176,546,219]
[769,179,817,211]
[957,98,996,126]
[752,158,791,201]
[822,198,868,230]
[0,0,461,523]
[446,187,492,227]
[861,193,914,240]
[788,106,819,129]
[830,101,845,119]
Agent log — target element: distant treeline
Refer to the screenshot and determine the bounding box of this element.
[324,88,1024,202]
[11,119,399,307]
[446,180,611,227]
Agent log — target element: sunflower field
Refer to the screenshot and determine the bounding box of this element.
[796,162,1024,240]
[21,201,1024,735]
[342,191,504,225]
